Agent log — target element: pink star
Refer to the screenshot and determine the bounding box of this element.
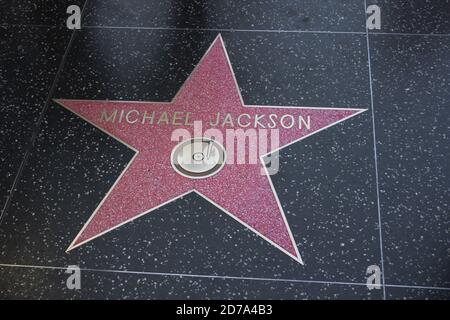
[56,35,365,263]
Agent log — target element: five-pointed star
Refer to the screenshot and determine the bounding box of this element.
[56,35,365,263]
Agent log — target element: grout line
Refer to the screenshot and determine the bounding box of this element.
[384,284,450,291]
[0,1,90,226]
[82,25,366,34]
[370,31,450,37]
[0,263,367,287]
[0,23,66,29]
[1,263,449,292]
[364,0,386,300]
[77,25,450,38]
[1,23,450,37]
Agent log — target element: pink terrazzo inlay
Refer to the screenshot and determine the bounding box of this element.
[56,35,365,263]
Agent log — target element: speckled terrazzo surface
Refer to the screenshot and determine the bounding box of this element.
[0,0,449,300]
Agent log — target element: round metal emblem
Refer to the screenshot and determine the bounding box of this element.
[171,138,226,179]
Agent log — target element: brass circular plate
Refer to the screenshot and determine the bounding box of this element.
[171,138,226,179]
